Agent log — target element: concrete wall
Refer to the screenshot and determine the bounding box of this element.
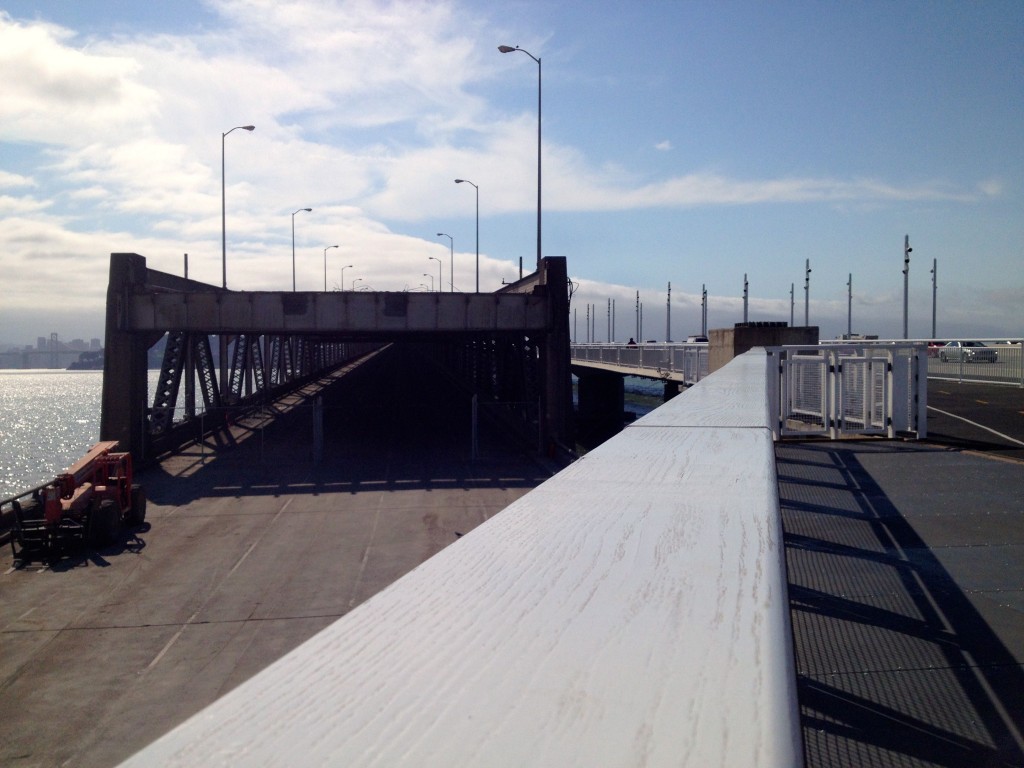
[709,324,819,373]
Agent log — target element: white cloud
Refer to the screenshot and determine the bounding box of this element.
[655,140,672,151]
[0,170,36,189]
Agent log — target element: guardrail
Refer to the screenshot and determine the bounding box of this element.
[571,342,709,384]
[767,344,928,440]
[119,349,803,767]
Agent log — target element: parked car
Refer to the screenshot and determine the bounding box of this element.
[938,341,998,363]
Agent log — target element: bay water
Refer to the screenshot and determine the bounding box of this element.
[1,370,666,501]
[0,370,166,500]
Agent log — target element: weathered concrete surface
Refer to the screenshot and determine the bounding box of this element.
[0,345,552,768]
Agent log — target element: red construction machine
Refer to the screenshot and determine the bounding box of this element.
[10,441,146,561]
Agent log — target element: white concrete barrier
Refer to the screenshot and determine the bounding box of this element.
[120,349,801,767]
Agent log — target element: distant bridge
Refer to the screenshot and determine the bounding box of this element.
[100,253,572,460]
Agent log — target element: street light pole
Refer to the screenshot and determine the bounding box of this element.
[454,179,478,292]
[428,256,442,292]
[423,273,434,292]
[341,264,353,292]
[903,234,912,339]
[221,125,255,289]
[436,233,453,291]
[291,208,312,291]
[323,245,338,292]
[498,45,541,270]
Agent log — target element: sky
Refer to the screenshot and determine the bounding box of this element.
[1,0,1021,349]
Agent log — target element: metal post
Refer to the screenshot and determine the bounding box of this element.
[498,45,541,270]
[436,233,453,291]
[702,284,707,336]
[323,245,338,292]
[454,180,479,291]
[291,208,312,292]
[635,290,640,342]
[742,274,748,324]
[666,282,672,342]
[903,235,912,339]
[930,258,937,338]
[790,283,794,327]
[847,273,852,337]
[804,259,811,327]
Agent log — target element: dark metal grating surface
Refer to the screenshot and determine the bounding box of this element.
[777,441,1024,768]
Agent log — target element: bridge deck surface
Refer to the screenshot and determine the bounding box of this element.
[782,380,1024,767]
[0,348,552,768]
[2,372,1022,767]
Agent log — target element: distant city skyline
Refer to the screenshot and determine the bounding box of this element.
[1,1,1021,342]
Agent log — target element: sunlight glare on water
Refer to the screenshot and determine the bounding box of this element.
[0,370,165,500]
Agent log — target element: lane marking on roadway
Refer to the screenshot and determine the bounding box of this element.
[975,400,989,405]
[928,405,1024,448]
[144,498,296,673]
[226,498,293,578]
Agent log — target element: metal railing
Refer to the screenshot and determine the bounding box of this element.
[571,342,709,384]
[766,344,928,440]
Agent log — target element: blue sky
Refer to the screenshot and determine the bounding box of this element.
[1,0,1021,346]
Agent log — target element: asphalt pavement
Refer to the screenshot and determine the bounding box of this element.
[0,345,554,768]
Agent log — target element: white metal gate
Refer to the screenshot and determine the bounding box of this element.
[768,344,925,440]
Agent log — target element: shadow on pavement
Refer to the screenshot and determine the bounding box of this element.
[778,441,1024,767]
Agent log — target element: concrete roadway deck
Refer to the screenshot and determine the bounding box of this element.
[0,346,554,768]
[784,380,1024,767]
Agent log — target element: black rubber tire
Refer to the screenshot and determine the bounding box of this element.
[89,499,120,547]
[129,485,147,525]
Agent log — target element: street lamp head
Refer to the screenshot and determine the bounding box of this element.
[302,207,312,212]
[498,45,517,53]
[454,179,465,184]
[242,125,255,131]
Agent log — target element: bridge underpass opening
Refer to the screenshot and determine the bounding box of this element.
[312,341,549,467]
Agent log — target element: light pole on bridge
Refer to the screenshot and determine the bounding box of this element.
[323,245,338,292]
[292,208,312,292]
[428,256,442,292]
[454,179,479,292]
[436,233,453,292]
[498,44,542,271]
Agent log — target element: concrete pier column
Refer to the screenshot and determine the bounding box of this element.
[101,253,154,460]
[540,257,572,451]
[663,381,681,401]
[575,368,625,448]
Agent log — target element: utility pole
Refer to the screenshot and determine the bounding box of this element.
[790,283,794,327]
